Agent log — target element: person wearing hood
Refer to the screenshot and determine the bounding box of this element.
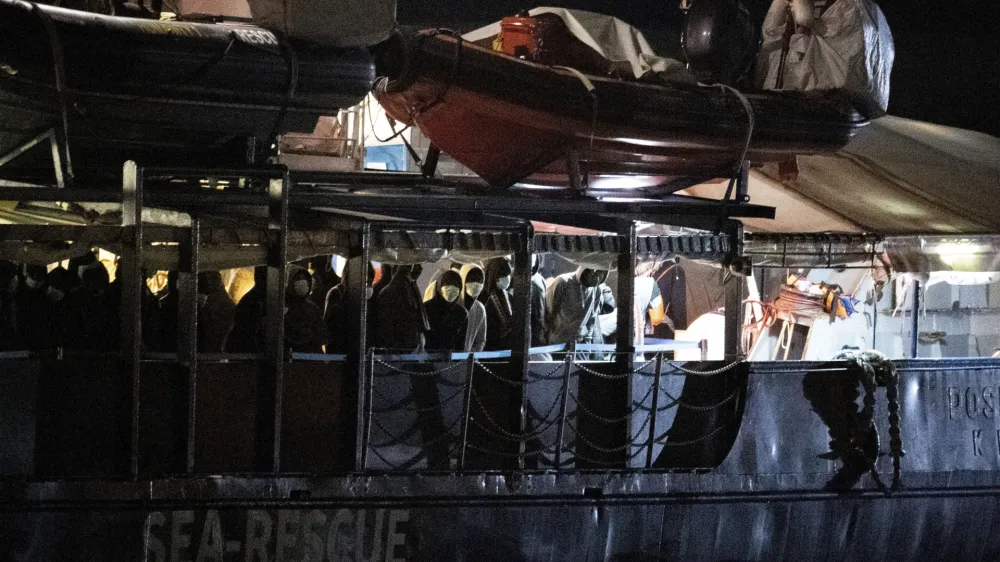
[14,264,51,350]
[0,260,19,349]
[480,257,514,351]
[546,267,613,348]
[423,261,463,303]
[371,263,392,302]
[460,264,487,353]
[150,270,180,352]
[197,271,235,353]
[324,260,376,354]
[424,270,468,352]
[65,261,116,351]
[530,256,549,345]
[374,264,429,352]
[308,255,341,312]
[227,266,268,353]
[284,265,328,354]
[66,251,98,291]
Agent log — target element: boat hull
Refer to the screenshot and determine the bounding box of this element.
[2,359,999,560]
[376,31,868,190]
[0,0,375,182]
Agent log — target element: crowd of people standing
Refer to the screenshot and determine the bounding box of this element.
[0,251,675,356]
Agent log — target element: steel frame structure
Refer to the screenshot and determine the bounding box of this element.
[0,161,767,479]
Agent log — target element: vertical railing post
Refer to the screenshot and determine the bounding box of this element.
[121,161,143,479]
[615,220,637,371]
[349,222,372,473]
[509,224,534,470]
[645,352,664,468]
[458,353,476,471]
[910,280,920,359]
[179,218,200,473]
[259,171,288,473]
[553,347,574,470]
[357,350,375,473]
[724,221,745,361]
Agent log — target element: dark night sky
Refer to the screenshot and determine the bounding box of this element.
[397,0,1000,138]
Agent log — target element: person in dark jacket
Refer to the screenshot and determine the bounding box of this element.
[308,255,341,312]
[284,265,328,353]
[371,263,392,301]
[67,251,98,290]
[43,266,74,349]
[480,257,514,350]
[150,271,179,352]
[324,260,375,354]
[0,260,19,349]
[424,270,468,352]
[197,271,235,353]
[64,262,116,351]
[14,264,51,350]
[227,266,267,353]
[374,264,429,352]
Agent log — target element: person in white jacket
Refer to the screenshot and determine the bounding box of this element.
[460,264,487,353]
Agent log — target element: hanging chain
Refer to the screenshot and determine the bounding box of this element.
[661,359,744,377]
[470,387,561,440]
[657,387,741,412]
[370,383,468,413]
[374,358,466,377]
[574,362,632,380]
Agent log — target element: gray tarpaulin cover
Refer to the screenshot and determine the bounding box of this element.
[462,7,692,81]
[246,0,395,47]
[756,0,894,117]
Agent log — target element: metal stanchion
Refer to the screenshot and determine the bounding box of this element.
[645,352,664,468]
[458,353,476,470]
[554,342,576,469]
[358,349,376,473]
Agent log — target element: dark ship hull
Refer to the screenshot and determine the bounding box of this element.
[375,30,869,190]
[2,358,999,560]
[0,0,374,183]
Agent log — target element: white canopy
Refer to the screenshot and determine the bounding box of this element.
[463,7,691,81]
[682,116,1000,235]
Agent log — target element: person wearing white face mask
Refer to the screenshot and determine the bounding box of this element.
[283,265,328,353]
[481,257,514,351]
[424,270,468,351]
[460,264,487,352]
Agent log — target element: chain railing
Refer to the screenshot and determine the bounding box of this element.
[361,343,745,472]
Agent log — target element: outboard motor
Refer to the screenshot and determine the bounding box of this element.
[682,0,758,84]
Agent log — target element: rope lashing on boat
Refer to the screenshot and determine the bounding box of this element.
[553,66,599,190]
[704,82,755,232]
[267,34,299,145]
[416,29,465,116]
[32,4,74,184]
[833,349,904,494]
[365,91,412,144]
[119,36,237,104]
